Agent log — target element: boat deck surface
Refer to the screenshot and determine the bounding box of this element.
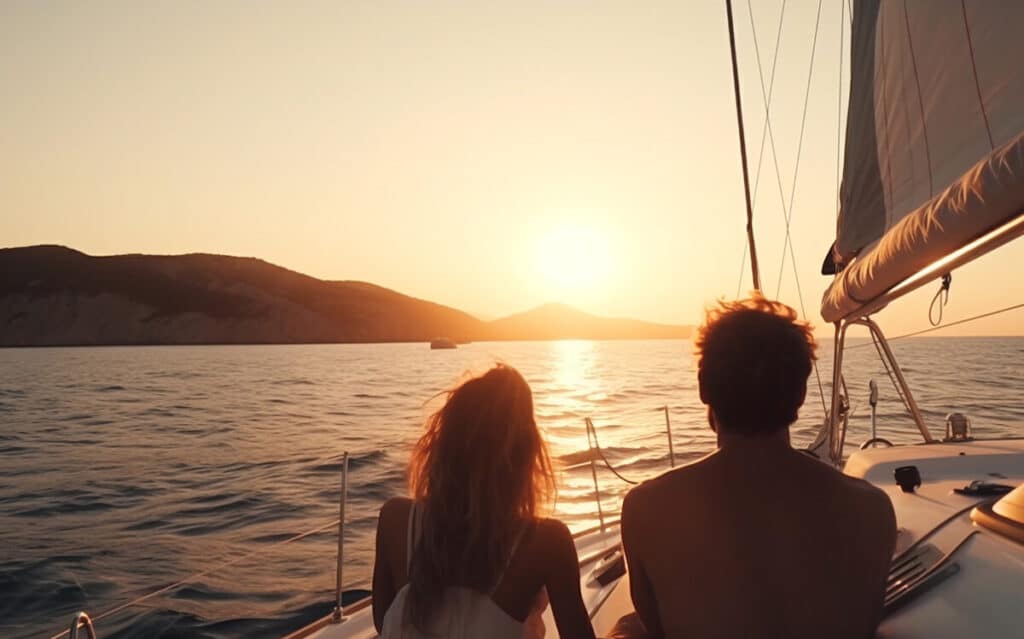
[287,438,1024,638]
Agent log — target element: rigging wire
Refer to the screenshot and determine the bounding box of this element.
[870,327,913,416]
[745,0,827,417]
[737,0,782,299]
[774,0,824,300]
[725,0,763,292]
[848,301,1024,349]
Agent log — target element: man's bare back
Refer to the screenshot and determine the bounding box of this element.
[621,433,896,639]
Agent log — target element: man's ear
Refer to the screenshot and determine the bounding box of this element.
[698,369,708,405]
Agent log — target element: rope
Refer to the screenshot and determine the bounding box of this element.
[928,273,952,326]
[848,300,1024,349]
[585,418,640,485]
[48,518,342,639]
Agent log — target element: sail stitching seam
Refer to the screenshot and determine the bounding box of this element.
[878,8,895,212]
[960,0,995,150]
[836,0,845,215]
[902,0,934,197]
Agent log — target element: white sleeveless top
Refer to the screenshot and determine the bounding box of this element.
[379,504,538,639]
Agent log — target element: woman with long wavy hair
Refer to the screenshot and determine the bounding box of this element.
[372,364,595,638]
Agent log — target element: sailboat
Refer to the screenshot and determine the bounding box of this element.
[284,2,1024,637]
[59,2,1024,638]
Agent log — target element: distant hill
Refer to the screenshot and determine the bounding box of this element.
[485,303,689,340]
[0,246,691,346]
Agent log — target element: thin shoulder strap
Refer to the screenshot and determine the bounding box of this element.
[405,502,418,575]
[488,521,530,595]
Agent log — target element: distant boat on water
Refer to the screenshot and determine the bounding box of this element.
[429,337,456,349]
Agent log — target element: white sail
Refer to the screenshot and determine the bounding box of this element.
[822,0,1024,322]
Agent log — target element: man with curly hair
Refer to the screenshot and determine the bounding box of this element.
[614,295,896,639]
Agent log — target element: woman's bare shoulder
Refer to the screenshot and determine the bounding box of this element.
[531,517,575,549]
[378,497,413,530]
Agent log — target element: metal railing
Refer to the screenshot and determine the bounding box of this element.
[67,612,96,639]
[52,407,683,638]
[332,452,350,622]
[579,408,680,532]
[51,452,355,639]
[826,317,935,465]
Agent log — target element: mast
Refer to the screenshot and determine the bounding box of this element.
[725,0,762,293]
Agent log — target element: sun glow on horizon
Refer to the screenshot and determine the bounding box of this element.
[533,222,617,306]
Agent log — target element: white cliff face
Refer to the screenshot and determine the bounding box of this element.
[0,293,343,346]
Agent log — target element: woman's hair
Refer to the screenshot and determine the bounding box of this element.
[405,364,554,630]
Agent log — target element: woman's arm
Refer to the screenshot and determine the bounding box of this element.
[544,519,597,639]
[372,500,399,632]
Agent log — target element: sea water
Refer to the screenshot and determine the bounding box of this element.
[1,337,1022,638]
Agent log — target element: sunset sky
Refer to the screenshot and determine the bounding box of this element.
[3,1,1023,335]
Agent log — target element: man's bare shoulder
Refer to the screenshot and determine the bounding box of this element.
[835,472,896,519]
[792,453,895,517]
[624,453,716,512]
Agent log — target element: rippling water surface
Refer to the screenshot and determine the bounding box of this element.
[2,337,1022,638]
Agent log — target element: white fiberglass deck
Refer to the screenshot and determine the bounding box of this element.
[844,438,1024,638]
[289,437,1024,639]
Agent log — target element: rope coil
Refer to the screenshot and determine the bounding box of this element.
[928,273,952,326]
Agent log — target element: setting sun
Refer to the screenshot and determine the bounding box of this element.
[533,223,616,303]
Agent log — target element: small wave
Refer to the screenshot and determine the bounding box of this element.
[219,459,288,473]
[352,393,387,399]
[281,378,316,386]
[173,507,302,537]
[307,449,387,474]
[123,518,167,532]
[141,407,178,417]
[171,494,268,519]
[170,582,273,602]
[56,413,94,422]
[13,499,116,518]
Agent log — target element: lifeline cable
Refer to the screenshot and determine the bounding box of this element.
[848,300,1024,349]
[49,518,343,639]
